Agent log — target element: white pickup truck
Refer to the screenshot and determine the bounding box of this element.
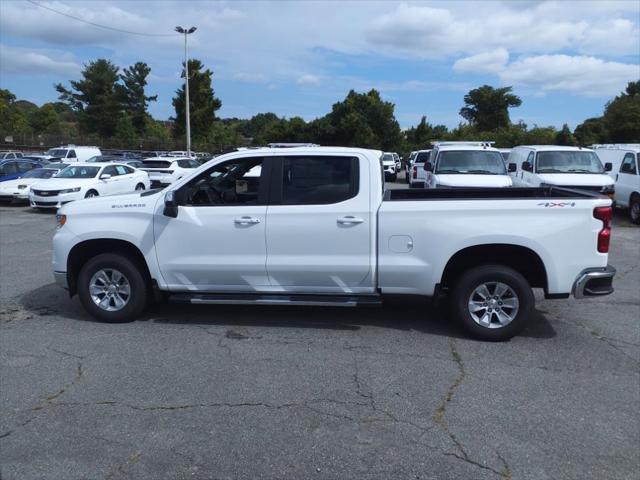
[52,147,615,341]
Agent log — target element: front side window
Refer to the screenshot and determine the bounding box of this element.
[47,149,69,158]
[435,150,506,175]
[536,151,604,174]
[620,153,637,175]
[281,156,358,205]
[0,162,18,175]
[182,157,264,206]
[67,150,77,159]
[102,165,118,177]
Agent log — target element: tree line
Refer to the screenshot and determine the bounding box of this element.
[1,57,638,153]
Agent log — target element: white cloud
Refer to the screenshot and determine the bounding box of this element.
[296,74,321,86]
[453,49,510,75]
[499,55,639,97]
[0,44,80,75]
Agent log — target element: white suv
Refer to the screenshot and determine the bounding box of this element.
[409,150,431,188]
[139,157,200,188]
[381,152,397,182]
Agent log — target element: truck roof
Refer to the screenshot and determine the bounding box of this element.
[227,146,383,158]
[436,144,500,152]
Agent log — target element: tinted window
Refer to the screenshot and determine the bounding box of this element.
[415,151,431,163]
[177,159,197,168]
[282,156,358,205]
[102,165,118,176]
[17,162,36,173]
[67,150,77,159]
[0,162,18,175]
[620,153,637,175]
[183,157,264,206]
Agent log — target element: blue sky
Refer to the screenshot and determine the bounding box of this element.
[1,0,639,129]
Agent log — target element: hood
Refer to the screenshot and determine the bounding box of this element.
[436,174,512,188]
[0,178,40,189]
[59,190,162,215]
[31,177,98,190]
[537,173,614,187]
[382,160,395,166]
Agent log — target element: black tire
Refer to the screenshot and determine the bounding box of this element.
[77,253,148,322]
[630,194,640,225]
[135,183,145,191]
[85,190,98,198]
[450,264,534,341]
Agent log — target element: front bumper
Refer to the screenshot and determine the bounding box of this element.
[53,271,69,290]
[30,192,79,209]
[572,265,616,299]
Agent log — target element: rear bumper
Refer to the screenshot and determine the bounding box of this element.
[572,265,616,299]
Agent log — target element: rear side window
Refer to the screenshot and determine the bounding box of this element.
[415,151,431,163]
[177,160,197,168]
[67,150,76,159]
[17,162,35,172]
[115,165,131,175]
[102,165,118,176]
[281,156,358,205]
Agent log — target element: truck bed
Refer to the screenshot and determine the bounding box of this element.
[384,186,603,201]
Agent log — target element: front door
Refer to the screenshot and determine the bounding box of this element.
[154,156,270,291]
[265,155,373,292]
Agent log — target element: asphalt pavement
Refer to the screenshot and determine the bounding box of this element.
[1,179,638,480]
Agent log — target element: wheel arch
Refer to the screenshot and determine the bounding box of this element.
[67,238,152,296]
[440,244,548,292]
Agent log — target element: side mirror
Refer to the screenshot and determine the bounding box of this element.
[522,161,533,172]
[508,162,517,173]
[424,162,434,172]
[100,174,111,180]
[604,162,612,172]
[163,191,179,218]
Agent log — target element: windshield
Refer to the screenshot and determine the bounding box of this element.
[55,166,100,179]
[536,151,604,174]
[381,153,394,162]
[46,149,68,157]
[23,169,56,179]
[500,152,510,162]
[436,150,506,174]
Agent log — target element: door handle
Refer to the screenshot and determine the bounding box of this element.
[337,216,364,225]
[234,216,261,225]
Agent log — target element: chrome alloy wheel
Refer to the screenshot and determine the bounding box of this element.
[89,268,131,311]
[468,282,519,329]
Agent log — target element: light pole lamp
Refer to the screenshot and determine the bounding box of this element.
[175,26,197,156]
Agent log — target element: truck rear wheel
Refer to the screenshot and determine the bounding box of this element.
[451,265,534,341]
[630,194,640,224]
[77,253,148,322]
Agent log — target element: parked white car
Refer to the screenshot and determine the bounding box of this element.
[30,163,150,210]
[424,142,515,188]
[392,152,401,171]
[139,156,200,188]
[52,146,615,341]
[41,145,102,163]
[595,145,640,223]
[409,150,431,188]
[381,152,397,182]
[510,146,614,198]
[167,151,197,158]
[0,166,66,203]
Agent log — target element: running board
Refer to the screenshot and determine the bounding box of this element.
[168,292,382,307]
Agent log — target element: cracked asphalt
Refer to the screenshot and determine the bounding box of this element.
[1,198,638,480]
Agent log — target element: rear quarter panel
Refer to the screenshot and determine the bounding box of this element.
[377,197,611,295]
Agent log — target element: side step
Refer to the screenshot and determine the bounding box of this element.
[168,292,382,307]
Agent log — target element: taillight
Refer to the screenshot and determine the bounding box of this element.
[594,206,612,253]
[412,167,417,179]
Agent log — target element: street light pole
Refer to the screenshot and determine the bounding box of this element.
[175,26,197,156]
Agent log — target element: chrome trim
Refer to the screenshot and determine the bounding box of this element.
[572,265,616,299]
[53,271,69,290]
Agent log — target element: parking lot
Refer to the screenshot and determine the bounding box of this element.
[1,179,638,480]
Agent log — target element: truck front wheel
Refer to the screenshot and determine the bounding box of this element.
[77,253,148,322]
[451,265,534,341]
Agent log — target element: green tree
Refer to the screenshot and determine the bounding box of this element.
[172,59,222,141]
[117,62,157,135]
[324,89,402,150]
[603,81,640,142]
[55,59,121,137]
[459,85,522,131]
[114,112,136,144]
[555,124,576,146]
[574,117,608,146]
[29,103,61,134]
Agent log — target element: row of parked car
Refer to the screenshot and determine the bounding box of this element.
[400,142,639,223]
[0,145,207,209]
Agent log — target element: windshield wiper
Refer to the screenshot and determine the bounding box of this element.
[435,169,460,174]
[567,169,598,173]
[467,170,498,174]
[537,169,565,173]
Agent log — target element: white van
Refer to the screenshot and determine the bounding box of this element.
[510,146,614,198]
[43,145,101,163]
[424,142,515,188]
[409,149,431,188]
[594,145,640,223]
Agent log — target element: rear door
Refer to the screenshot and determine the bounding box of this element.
[265,154,373,292]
